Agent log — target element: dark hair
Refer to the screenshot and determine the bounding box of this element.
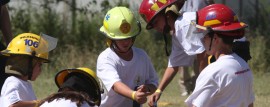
[209,41,251,62]
[39,89,95,107]
[60,72,101,105]
[165,10,179,20]
[217,34,235,45]
[232,41,252,62]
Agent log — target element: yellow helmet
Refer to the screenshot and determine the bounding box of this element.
[1,33,49,62]
[55,67,103,106]
[100,7,141,40]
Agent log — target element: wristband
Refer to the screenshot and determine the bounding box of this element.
[132,91,136,100]
[155,89,162,93]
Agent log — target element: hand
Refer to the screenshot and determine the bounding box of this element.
[137,85,150,92]
[148,91,162,107]
[134,85,151,104]
[134,91,148,104]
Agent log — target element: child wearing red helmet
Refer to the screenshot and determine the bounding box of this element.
[139,0,212,106]
[185,4,254,107]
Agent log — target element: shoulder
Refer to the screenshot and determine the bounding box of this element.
[202,54,249,78]
[3,76,23,87]
[98,48,117,61]
[40,99,77,107]
[217,54,248,68]
[98,48,113,57]
[199,61,225,80]
[133,47,147,55]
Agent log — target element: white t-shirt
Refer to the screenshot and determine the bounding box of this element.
[185,53,255,107]
[97,47,159,107]
[168,34,195,67]
[40,98,93,107]
[174,12,205,56]
[174,0,208,56]
[0,76,36,107]
[168,0,209,67]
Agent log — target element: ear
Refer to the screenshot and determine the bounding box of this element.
[213,34,220,44]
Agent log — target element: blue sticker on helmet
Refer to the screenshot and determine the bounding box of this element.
[105,14,110,21]
[206,12,216,20]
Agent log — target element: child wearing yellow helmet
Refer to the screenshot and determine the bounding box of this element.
[39,67,105,107]
[97,7,159,107]
[0,33,57,107]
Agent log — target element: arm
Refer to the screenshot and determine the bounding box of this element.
[112,81,150,104]
[148,67,178,107]
[9,100,39,107]
[157,67,179,91]
[1,5,13,44]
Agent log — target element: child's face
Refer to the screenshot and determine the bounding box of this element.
[152,14,166,32]
[203,34,219,55]
[31,61,42,81]
[114,38,134,53]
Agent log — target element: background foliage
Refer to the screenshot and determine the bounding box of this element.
[2,0,270,106]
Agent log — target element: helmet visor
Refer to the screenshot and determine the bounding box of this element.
[177,20,207,55]
[34,33,58,55]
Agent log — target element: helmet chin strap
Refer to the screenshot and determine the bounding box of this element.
[207,27,215,51]
[111,38,135,54]
[27,51,36,80]
[163,16,171,56]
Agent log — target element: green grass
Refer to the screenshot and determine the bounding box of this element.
[253,73,270,107]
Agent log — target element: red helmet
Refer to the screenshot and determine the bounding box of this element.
[198,4,247,32]
[139,0,179,29]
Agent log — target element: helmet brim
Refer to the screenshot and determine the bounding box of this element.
[212,22,248,32]
[99,26,134,40]
[55,68,102,106]
[146,0,185,29]
[100,21,142,40]
[0,52,50,63]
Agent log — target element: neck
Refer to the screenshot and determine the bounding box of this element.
[214,48,233,60]
[115,48,133,61]
[18,76,29,81]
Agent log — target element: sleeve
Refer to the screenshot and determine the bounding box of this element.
[174,12,205,56]
[2,80,22,106]
[96,54,121,92]
[168,36,195,67]
[185,75,219,107]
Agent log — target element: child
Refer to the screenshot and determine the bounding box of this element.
[97,7,159,107]
[185,4,254,107]
[0,33,57,107]
[39,67,105,107]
